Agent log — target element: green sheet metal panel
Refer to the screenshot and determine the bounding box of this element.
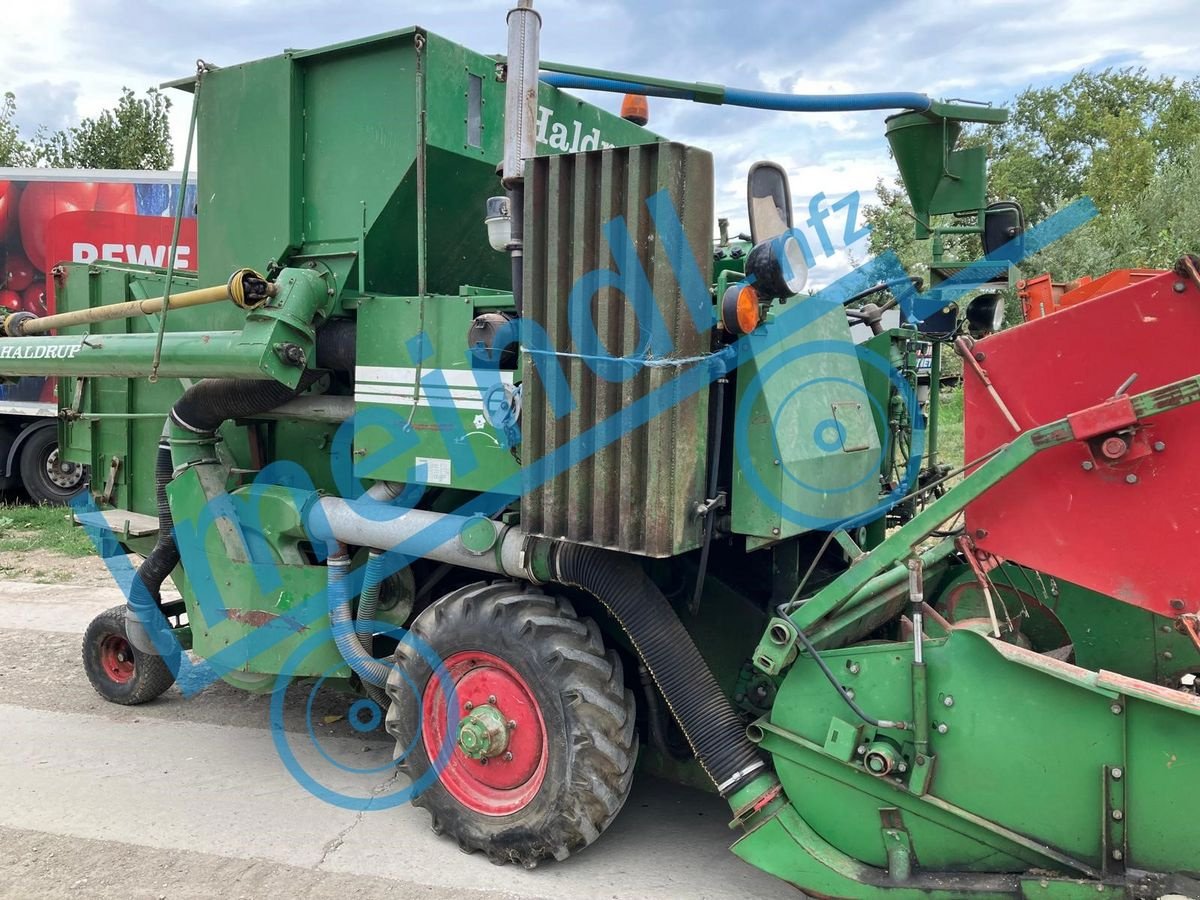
[521,142,713,558]
[196,54,303,289]
[765,632,1156,872]
[300,38,421,294]
[352,293,521,492]
[168,469,345,679]
[194,29,661,297]
[732,302,883,545]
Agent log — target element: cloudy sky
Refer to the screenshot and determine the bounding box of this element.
[4,0,1195,285]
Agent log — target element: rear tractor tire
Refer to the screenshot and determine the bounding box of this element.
[385,581,638,867]
[82,605,176,705]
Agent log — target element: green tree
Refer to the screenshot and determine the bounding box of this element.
[864,68,1200,281]
[984,68,1200,217]
[1029,141,1200,279]
[33,88,172,170]
[0,93,32,166]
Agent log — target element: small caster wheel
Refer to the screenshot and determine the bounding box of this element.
[82,605,176,705]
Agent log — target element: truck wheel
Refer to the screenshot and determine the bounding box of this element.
[82,605,176,705]
[386,581,637,867]
[20,427,86,505]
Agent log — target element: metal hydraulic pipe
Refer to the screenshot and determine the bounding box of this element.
[312,497,528,579]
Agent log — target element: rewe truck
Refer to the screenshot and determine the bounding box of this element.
[0,168,196,502]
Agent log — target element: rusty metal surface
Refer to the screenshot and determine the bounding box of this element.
[521,142,713,557]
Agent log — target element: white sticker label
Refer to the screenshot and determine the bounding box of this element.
[414,457,452,486]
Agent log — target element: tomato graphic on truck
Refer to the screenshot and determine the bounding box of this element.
[0,169,197,503]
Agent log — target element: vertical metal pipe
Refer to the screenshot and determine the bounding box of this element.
[502,1,540,316]
[502,1,541,187]
[509,185,525,315]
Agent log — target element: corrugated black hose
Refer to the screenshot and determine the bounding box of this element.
[124,440,179,655]
[552,542,766,796]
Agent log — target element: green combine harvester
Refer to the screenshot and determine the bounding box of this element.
[5,4,1198,897]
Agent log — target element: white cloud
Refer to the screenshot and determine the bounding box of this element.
[0,0,1194,286]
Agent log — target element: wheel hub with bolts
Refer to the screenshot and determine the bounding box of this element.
[45,447,84,489]
[456,702,510,760]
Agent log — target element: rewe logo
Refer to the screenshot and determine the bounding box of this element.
[73,241,192,269]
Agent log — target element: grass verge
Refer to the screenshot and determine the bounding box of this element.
[0,503,95,558]
[936,386,964,471]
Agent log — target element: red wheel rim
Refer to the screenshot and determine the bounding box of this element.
[98,633,135,684]
[422,650,548,816]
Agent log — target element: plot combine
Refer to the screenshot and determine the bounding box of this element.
[6,4,1198,897]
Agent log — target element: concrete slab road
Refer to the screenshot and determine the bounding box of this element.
[0,581,800,900]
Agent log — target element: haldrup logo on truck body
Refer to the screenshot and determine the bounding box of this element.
[0,344,81,360]
[0,170,198,403]
[534,105,617,152]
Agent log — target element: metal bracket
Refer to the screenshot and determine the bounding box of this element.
[1068,395,1137,441]
[832,528,866,563]
[96,454,121,505]
[1180,614,1200,653]
[1102,763,1128,873]
[60,376,88,421]
[879,808,914,882]
[694,490,727,518]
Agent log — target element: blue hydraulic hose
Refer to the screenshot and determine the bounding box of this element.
[538,72,931,113]
[724,85,931,113]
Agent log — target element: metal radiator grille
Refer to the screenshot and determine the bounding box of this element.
[521,142,714,557]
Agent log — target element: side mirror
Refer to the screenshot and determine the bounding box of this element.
[747,161,793,245]
[745,162,806,298]
[982,201,1025,258]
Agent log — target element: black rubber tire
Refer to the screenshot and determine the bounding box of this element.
[20,427,86,505]
[386,581,638,868]
[82,605,176,705]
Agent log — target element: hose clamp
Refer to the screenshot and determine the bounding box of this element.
[169,409,210,435]
[716,760,766,796]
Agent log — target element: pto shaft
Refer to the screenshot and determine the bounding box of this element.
[5,268,274,337]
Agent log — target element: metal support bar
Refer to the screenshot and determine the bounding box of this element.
[956,337,1020,432]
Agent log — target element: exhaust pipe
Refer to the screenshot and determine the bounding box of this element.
[501,0,541,316]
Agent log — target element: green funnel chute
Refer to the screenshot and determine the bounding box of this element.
[885,102,1006,239]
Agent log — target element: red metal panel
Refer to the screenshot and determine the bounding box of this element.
[964,269,1200,617]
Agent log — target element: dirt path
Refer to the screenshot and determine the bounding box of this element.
[0,570,797,900]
